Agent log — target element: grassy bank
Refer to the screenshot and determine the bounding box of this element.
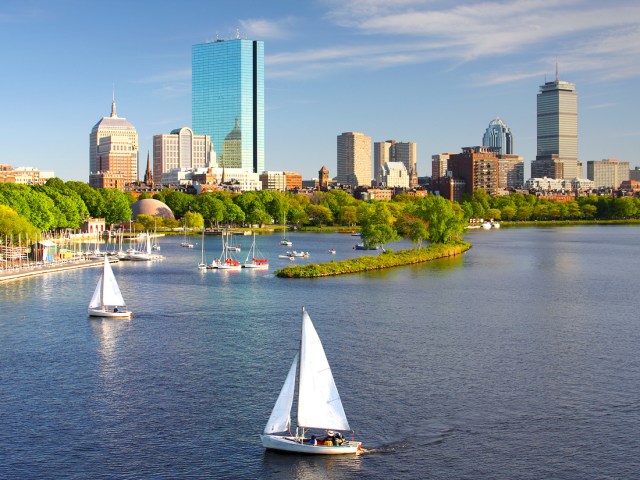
[499,219,640,227]
[275,240,471,278]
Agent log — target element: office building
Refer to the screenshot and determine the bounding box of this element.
[374,140,417,187]
[447,146,499,195]
[337,132,371,187]
[432,153,452,180]
[630,166,640,182]
[153,127,214,185]
[532,71,578,179]
[482,118,513,155]
[587,159,630,189]
[192,38,264,174]
[89,98,138,186]
[383,162,409,189]
[0,165,54,185]
[497,154,524,190]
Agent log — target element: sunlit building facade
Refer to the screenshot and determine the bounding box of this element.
[89,99,138,186]
[153,127,215,185]
[192,39,264,174]
[337,132,371,187]
[587,159,630,189]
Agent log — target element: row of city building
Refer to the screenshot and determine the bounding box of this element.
[2,37,635,201]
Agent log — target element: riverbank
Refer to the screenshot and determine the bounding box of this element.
[275,241,471,278]
[0,258,104,283]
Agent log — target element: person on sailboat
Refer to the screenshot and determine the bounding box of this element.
[309,435,317,446]
[114,307,118,313]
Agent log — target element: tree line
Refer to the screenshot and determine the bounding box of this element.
[2,179,640,248]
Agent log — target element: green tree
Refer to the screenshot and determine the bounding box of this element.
[306,204,333,227]
[100,189,133,225]
[0,205,39,240]
[338,205,358,226]
[358,202,399,249]
[66,181,105,218]
[195,194,226,227]
[184,210,204,230]
[413,196,466,244]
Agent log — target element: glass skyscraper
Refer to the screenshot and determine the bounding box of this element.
[482,118,513,155]
[192,39,264,173]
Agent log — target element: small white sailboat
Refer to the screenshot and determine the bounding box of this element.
[198,229,207,270]
[181,219,194,248]
[260,307,362,455]
[279,213,292,246]
[243,233,268,269]
[88,256,132,319]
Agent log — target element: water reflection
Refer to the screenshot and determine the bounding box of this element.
[89,317,130,381]
[262,450,363,478]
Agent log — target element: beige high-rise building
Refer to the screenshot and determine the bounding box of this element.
[533,72,578,179]
[89,98,138,186]
[374,141,394,185]
[153,127,214,185]
[337,132,371,187]
[587,159,630,189]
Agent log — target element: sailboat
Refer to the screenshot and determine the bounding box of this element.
[209,230,241,270]
[279,213,292,246]
[243,233,268,269]
[260,307,362,455]
[88,256,132,319]
[198,229,207,270]
[181,219,194,248]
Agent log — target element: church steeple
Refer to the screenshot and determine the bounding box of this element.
[144,151,154,186]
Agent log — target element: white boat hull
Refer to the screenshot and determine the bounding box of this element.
[243,263,269,269]
[260,435,361,455]
[88,308,132,319]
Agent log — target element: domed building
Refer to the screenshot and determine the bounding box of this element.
[130,198,174,220]
[482,118,513,155]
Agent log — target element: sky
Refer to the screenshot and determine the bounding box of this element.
[0,0,639,182]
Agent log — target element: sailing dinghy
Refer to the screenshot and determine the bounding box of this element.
[88,256,132,318]
[260,307,362,454]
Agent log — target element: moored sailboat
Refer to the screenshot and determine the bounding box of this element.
[243,233,268,269]
[260,307,362,455]
[88,256,132,319]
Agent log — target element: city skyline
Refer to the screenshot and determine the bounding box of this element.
[0,0,638,182]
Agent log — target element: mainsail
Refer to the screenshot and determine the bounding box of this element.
[90,256,126,308]
[263,353,298,434]
[297,309,350,431]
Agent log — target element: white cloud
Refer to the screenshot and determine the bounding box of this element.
[239,16,297,39]
[271,0,640,83]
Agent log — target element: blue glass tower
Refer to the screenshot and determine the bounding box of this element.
[192,39,264,173]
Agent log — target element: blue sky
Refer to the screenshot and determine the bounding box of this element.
[1,0,638,182]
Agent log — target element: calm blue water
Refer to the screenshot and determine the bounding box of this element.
[1,226,639,479]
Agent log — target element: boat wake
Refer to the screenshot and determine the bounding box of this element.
[359,441,412,454]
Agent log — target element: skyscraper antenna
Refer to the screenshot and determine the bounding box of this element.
[236,28,240,39]
[555,61,559,82]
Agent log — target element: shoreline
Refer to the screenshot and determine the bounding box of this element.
[0,259,105,283]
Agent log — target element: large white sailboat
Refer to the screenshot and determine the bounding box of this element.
[260,307,362,455]
[88,256,132,319]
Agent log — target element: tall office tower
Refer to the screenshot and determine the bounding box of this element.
[482,118,513,155]
[432,153,452,180]
[374,141,394,185]
[192,38,264,174]
[337,132,372,187]
[89,98,138,185]
[587,159,630,189]
[153,127,215,185]
[533,70,578,179]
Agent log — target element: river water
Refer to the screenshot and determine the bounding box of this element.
[1,226,639,479]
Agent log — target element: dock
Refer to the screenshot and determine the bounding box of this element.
[0,259,105,283]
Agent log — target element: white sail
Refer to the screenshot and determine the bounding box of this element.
[101,256,126,306]
[297,308,350,431]
[263,353,298,434]
[89,276,103,309]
